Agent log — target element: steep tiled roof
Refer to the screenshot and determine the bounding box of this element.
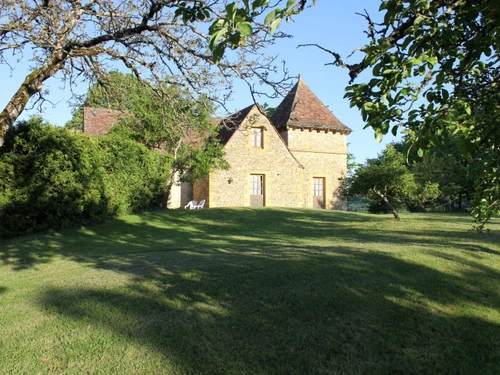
[217,104,255,144]
[83,107,128,136]
[271,78,352,134]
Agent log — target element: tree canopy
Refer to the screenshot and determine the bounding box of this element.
[67,72,214,149]
[308,0,500,227]
[0,0,309,141]
[341,144,440,220]
[67,72,228,182]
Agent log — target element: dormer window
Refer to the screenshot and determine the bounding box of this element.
[251,127,263,148]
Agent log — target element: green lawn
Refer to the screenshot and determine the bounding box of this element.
[1,208,499,374]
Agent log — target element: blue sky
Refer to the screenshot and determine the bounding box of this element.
[0,1,401,163]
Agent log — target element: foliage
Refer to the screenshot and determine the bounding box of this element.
[67,72,228,183]
[185,142,230,182]
[0,117,106,237]
[68,72,215,148]
[342,145,440,219]
[0,0,311,140]
[64,107,84,131]
[346,196,369,212]
[313,0,500,228]
[98,133,172,216]
[208,0,309,63]
[262,102,277,117]
[346,143,359,179]
[0,117,171,238]
[106,76,214,151]
[409,138,475,210]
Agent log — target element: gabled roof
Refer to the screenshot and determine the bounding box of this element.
[271,78,352,134]
[217,104,255,145]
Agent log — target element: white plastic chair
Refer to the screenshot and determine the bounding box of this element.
[194,199,205,209]
[184,200,197,209]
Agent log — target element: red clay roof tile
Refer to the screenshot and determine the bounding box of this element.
[271,78,352,134]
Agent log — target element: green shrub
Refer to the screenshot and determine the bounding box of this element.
[0,117,172,238]
[98,134,172,216]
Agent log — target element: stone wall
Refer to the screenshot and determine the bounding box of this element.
[282,127,347,154]
[282,128,348,210]
[168,172,182,209]
[208,107,303,208]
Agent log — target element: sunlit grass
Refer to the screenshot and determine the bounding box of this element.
[1,208,499,374]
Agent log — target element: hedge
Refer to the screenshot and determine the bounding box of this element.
[0,118,172,238]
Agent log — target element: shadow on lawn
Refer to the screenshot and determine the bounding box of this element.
[2,208,500,372]
[39,246,500,374]
[1,209,498,272]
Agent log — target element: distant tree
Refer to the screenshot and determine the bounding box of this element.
[409,139,475,211]
[262,102,277,117]
[342,145,440,220]
[64,108,84,131]
[69,72,215,149]
[345,143,359,179]
[304,0,500,228]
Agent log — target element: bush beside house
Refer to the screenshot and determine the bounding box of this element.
[0,117,172,238]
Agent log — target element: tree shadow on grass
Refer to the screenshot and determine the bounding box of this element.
[2,208,499,270]
[39,246,500,374]
[2,208,500,372]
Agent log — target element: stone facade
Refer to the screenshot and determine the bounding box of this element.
[282,128,348,210]
[168,172,194,209]
[193,177,209,206]
[192,79,351,210]
[81,78,351,211]
[195,106,303,208]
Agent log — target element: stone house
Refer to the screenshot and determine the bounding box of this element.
[82,78,351,210]
[190,78,351,209]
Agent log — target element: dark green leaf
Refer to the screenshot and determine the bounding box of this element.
[212,44,225,64]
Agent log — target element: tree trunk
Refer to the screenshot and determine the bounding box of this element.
[374,189,400,220]
[0,58,66,144]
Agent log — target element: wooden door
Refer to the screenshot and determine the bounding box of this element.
[250,174,265,206]
[313,177,325,209]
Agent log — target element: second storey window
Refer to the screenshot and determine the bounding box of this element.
[251,127,263,148]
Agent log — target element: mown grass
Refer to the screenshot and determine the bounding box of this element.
[1,208,499,374]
